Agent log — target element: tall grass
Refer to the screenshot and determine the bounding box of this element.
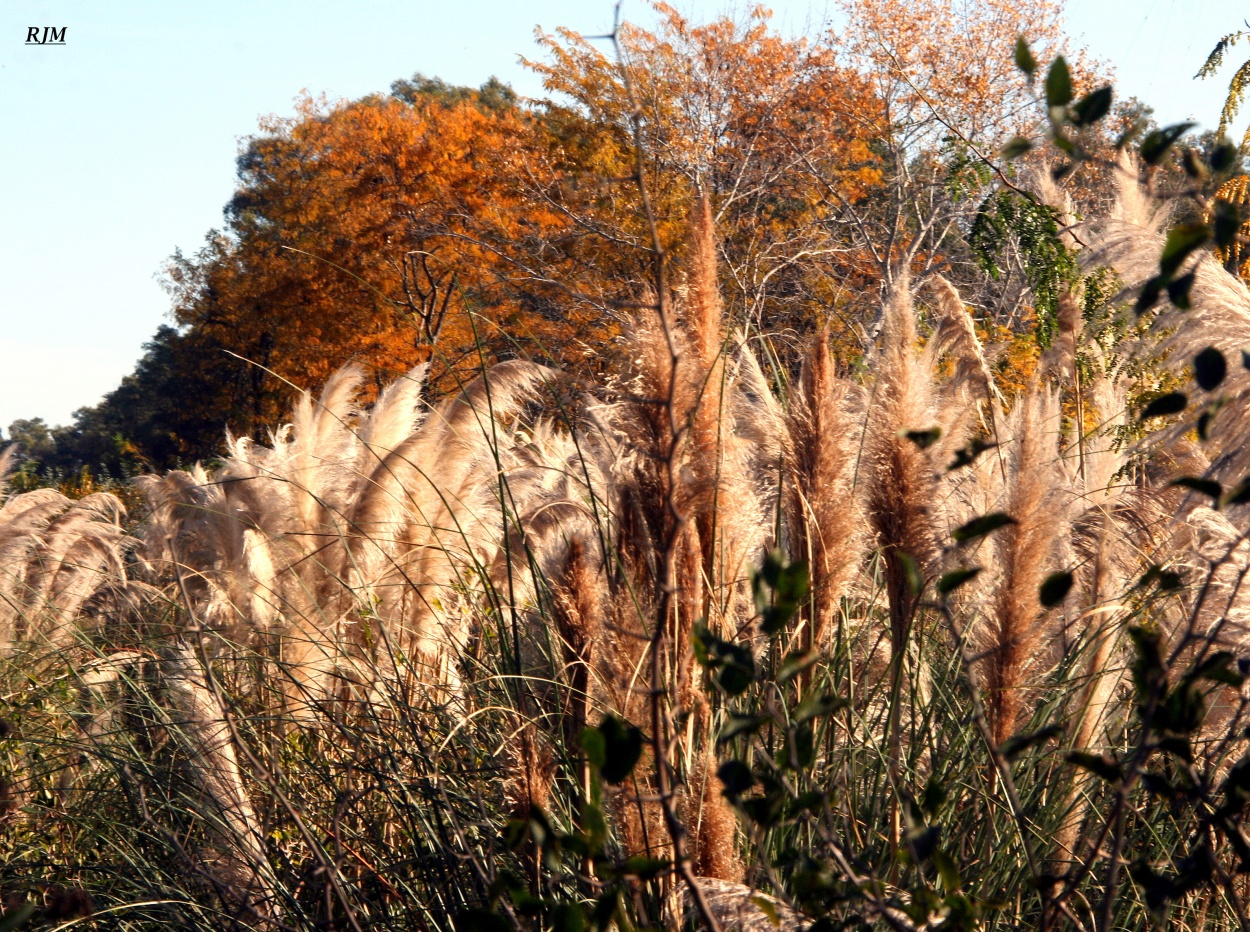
[4,161,1250,931]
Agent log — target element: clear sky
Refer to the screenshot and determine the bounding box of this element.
[0,0,1245,431]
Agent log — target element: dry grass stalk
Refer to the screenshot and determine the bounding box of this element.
[17,167,1250,923]
[158,641,276,917]
[0,488,133,653]
[1040,290,1082,384]
[785,332,863,652]
[691,755,744,882]
[504,719,556,819]
[926,275,1004,410]
[675,877,807,931]
[1082,153,1250,485]
[139,360,556,709]
[1054,520,1128,862]
[863,275,945,664]
[975,388,1072,747]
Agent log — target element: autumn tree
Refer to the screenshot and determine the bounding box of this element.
[528,0,1097,362]
[826,0,1079,275]
[29,2,1118,470]
[70,8,892,464]
[162,79,583,443]
[527,2,885,340]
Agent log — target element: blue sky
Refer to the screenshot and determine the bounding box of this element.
[0,0,1245,430]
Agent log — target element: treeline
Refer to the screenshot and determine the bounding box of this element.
[3,0,1232,478]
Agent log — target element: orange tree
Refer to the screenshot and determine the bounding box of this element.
[162,81,580,443]
[62,7,889,465]
[40,2,1109,468]
[526,2,884,345]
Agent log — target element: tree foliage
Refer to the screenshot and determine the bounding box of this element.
[163,83,575,442]
[10,0,1125,472]
[1197,29,1250,148]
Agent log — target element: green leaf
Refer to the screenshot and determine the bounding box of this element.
[1013,36,1037,78]
[582,800,607,851]
[1222,477,1250,507]
[1204,397,1236,447]
[1137,565,1182,591]
[1116,119,1147,151]
[789,722,815,769]
[904,823,941,867]
[1002,136,1033,160]
[716,659,755,696]
[1140,122,1196,166]
[1194,346,1228,390]
[757,549,783,591]
[591,890,622,927]
[903,426,942,449]
[1224,758,1250,805]
[921,775,948,816]
[693,625,757,694]
[1215,199,1243,249]
[1169,476,1223,500]
[948,438,997,471]
[1193,651,1245,687]
[1198,409,1216,442]
[1066,750,1123,782]
[720,647,756,693]
[898,550,923,596]
[933,850,962,892]
[1071,86,1113,125]
[456,908,511,932]
[1159,222,1210,277]
[1211,139,1239,172]
[740,793,786,828]
[750,897,781,927]
[1167,272,1196,309]
[1160,679,1205,740]
[793,691,848,724]
[622,855,670,880]
[719,712,771,743]
[754,551,809,634]
[952,512,1017,543]
[1129,625,1167,697]
[0,905,35,932]
[999,724,1063,760]
[1182,148,1207,180]
[1039,571,1074,607]
[591,715,643,785]
[1140,392,1187,419]
[563,833,591,861]
[788,790,824,816]
[581,727,605,769]
[755,606,784,636]
[773,558,809,609]
[1045,57,1073,108]
[937,567,982,594]
[777,650,819,684]
[691,621,711,667]
[552,904,586,932]
[1136,275,1164,315]
[717,759,755,798]
[1159,735,1196,765]
[1051,133,1075,156]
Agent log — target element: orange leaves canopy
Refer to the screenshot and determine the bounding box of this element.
[166,88,573,432]
[144,0,1091,459]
